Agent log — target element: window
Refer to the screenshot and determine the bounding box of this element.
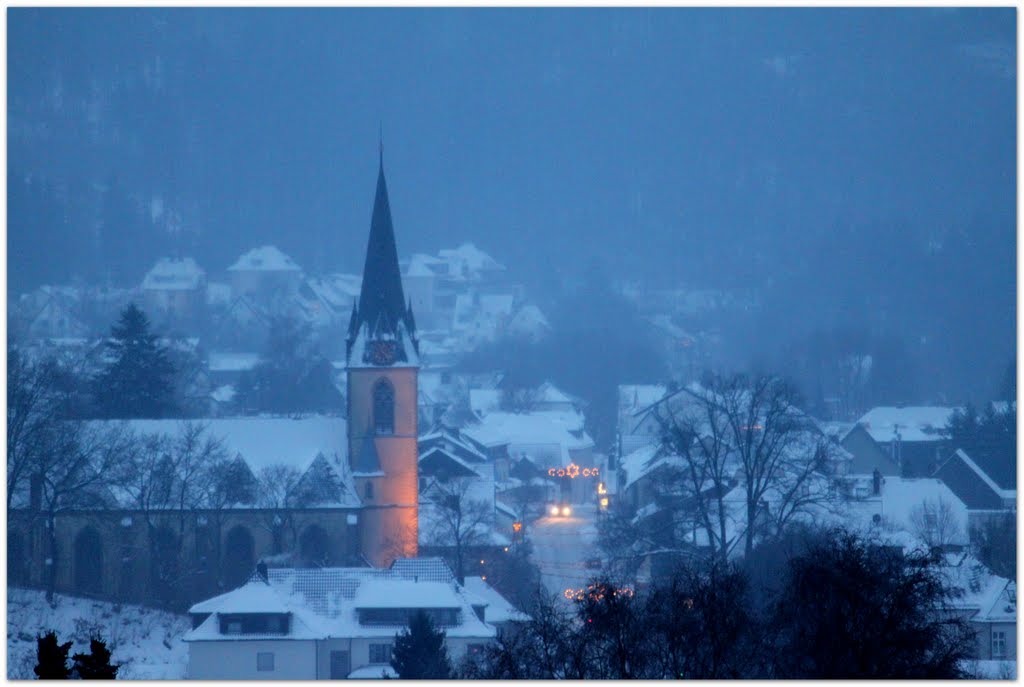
[364,482,374,500]
[992,631,1007,658]
[257,652,274,672]
[373,379,395,435]
[227,621,242,634]
[369,643,393,664]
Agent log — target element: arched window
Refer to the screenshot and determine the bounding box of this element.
[373,378,395,435]
[74,527,103,596]
[299,525,330,567]
[223,526,255,589]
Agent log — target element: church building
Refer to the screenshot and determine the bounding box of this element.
[7,155,422,606]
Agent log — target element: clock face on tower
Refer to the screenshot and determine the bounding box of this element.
[368,340,398,366]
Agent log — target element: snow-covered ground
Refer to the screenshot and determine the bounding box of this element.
[7,587,189,679]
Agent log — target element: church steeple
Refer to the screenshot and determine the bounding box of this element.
[347,153,418,364]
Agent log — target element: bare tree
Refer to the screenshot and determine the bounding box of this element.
[655,385,742,562]
[115,422,229,607]
[7,348,63,510]
[421,477,494,583]
[909,497,963,550]
[254,463,304,557]
[36,421,134,603]
[651,375,836,561]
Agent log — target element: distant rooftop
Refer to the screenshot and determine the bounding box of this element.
[228,245,302,272]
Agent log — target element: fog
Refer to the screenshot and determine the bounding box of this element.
[8,8,1016,407]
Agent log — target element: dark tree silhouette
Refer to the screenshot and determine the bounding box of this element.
[72,637,119,679]
[34,630,73,679]
[768,531,976,679]
[391,610,453,679]
[93,303,178,418]
[236,317,342,415]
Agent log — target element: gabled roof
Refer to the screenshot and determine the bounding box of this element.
[419,446,481,479]
[856,406,957,443]
[353,580,462,609]
[935,449,1015,508]
[462,576,529,623]
[228,245,301,272]
[142,257,204,291]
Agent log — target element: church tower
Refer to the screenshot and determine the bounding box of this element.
[347,150,420,567]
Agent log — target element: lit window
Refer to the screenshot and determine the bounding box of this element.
[992,631,1007,658]
[369,643,393,664]
[257,652,274,672]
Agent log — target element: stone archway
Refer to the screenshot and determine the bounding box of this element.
[223,525,255,588]
[74,527,103,596]
[8,530,27,585]
[299,524,329,567]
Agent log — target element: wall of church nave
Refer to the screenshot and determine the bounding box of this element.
[7,508,361,609]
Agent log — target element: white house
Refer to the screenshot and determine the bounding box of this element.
[141,257,206,321]
[184,558,516,679]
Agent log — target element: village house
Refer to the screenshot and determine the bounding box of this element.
[184,558,520,679]
[856,406,958,477]
[141,257,207,323]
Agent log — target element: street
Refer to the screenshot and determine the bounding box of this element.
[528,503,604,602]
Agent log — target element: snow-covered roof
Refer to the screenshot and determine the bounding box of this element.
[470,389,502,416]
[256,564,499,640]
[437,243,506,278]
[99,417,350,493]
[620,444,683,491]
[208,352,261,372]
[405,253,443,278]
[815,420,857,443]
[843,476,970,546]
[462,577,529,624]
[189,579,291,615]
[354,580,463,609]
[389,557,455,584]
[184,578,332,642]
[619,384,668,416]
[463,411,594,463]
[939,552,1015,622]
[228,245,302,272]
[857,406,957,443]
[142,257,204,291]
[506,304,550,340]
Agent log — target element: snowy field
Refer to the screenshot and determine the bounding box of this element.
[7,587,189,679]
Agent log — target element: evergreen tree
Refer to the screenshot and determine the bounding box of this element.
[391,610,452,679]
[34,630,73,679]
[71,637,119,679]
[93,303,178,418]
